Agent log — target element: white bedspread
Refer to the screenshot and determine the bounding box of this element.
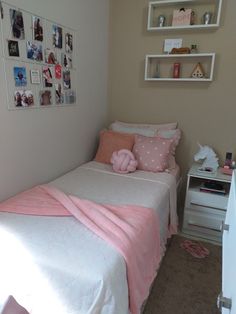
[0,161,177,314]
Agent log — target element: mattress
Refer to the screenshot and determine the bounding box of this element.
[0,161,178,314]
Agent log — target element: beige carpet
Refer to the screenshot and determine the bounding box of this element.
[143,235,221,314]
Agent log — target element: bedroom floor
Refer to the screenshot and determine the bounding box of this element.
[143,235,221,314]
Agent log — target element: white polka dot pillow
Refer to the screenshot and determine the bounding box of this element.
[132,135,173,172]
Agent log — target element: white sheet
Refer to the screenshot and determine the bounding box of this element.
[0,161,177,314]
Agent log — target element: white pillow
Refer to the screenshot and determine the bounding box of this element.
[157,129,181,141]
[109,121,178,135]
[110,123,156,137]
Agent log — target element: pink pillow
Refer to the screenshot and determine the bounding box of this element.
[156,129,181,169]
[157,129,181,154]
[133,135,173,172]
[94,130,135,164]
[111,149,138,174]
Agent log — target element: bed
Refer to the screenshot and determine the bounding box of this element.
[0,121,181,314]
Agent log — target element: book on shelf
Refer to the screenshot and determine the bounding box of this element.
[199,184,226,195]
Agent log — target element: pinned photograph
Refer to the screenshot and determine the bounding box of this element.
[8,40,19,57]
[54,64,62,79]
[26,41,43,61]
[64,90,76,104]
[42,66,53,87]
[65,33,73,53]
[33,16,43,41]
[52,25,63,49]
[14,90,34,107]
[30,69,41,84]
[45,49,57,64]
[62,53,72,69]
[55,83,64,104]
[40,90,52,106]
[13,66,27,87]
[63,70,71,89]
[10,9,25,39]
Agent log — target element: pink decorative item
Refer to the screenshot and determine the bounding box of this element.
[173,62,180,78]
[220,167,233,176]
[133,135,173,172]
[180,240,209,259]
[157,129,181,169]
[111,149,138,174]
[172,8,194,26]
[1,295,29,314]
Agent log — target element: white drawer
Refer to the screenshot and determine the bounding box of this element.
[183,209,225,239]
[186,189,228,211]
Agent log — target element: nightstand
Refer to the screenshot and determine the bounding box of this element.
[182,164,232,244]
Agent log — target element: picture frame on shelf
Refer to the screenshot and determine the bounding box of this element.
[163,38,182,54]
[172,8,195,26]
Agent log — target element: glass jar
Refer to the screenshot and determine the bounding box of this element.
[190,44,198,54]
[157,15,165,27]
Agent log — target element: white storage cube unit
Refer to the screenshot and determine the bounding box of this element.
[147,0,223,31]
[144,53,215,82]
[182,164,232,244]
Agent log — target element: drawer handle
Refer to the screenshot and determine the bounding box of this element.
[221,221,229,232]
[190,201,226,211]
[188,221,221,233]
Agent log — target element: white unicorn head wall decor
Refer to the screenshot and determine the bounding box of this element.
[194,143,219,173]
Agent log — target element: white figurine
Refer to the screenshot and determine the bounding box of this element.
[194,143,219,172]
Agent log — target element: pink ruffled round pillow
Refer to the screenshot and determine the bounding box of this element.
[111,149,138,174]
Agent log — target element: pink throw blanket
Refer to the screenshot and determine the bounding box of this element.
[0,185,161,314]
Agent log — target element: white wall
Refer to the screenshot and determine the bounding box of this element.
[0,0,110,201]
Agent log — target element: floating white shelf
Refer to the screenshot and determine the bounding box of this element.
[147,0,222,31]
[144,53,215,82]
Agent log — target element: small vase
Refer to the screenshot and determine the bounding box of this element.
[202,12,212,25]
[190,44,198,54]
[157,15,165,27]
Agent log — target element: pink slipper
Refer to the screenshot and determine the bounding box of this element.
[180,240,210,258]
[1,295,29,314]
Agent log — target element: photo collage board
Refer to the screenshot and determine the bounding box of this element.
[0,2,76,110]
